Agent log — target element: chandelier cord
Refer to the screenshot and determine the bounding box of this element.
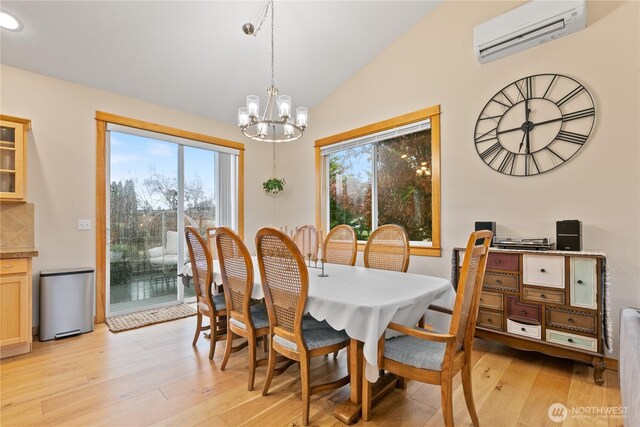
[272,142,276,176]
[270,0,275,88]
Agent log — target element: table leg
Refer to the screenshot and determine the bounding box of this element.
[333,339,363,424]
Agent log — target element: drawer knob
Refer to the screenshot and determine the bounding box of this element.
[487,318,493,323]
[496,259,502,264]
[540,268,546,273]
[568,338,574,343]
[521,310,527,315]
[540,294,546,298]
[521,327,526,332]
[577,280,584,284]
[496,279,502,284]
[568,318,574,323]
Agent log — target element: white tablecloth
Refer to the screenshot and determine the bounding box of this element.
[212,257,455,381]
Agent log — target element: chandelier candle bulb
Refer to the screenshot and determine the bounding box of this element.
[238,107,249,127]
[247,95,259,117]
[278,95,291,118]
[296,107,308,128]
[258,123,268,137]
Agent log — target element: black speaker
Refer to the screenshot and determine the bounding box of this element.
[557,220,582,251]
[475,221,496,246]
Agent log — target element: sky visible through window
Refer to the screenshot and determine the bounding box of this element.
[110,131,215,210]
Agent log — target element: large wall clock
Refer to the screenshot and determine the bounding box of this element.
[474,73,595,176]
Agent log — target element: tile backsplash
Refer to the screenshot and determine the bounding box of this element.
[0,202,34,249]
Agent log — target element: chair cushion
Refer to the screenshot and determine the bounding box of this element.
[229,303,270,330]
[199,293,226,313]
[212,293,226,311]
[384,335,446,371]
[274,315,348,351]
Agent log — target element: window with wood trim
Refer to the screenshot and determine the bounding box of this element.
[315,106,441,257]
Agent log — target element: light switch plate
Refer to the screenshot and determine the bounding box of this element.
[78,219,91,231]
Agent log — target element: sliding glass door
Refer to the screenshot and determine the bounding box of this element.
[182,146,217,299]
[107,127,237,315]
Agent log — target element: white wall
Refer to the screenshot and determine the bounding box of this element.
[276,0,640,358]
[0,64,279,326]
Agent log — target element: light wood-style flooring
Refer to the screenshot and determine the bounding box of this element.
[0,317,623,426]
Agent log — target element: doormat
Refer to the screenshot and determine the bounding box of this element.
[106,304,196,333]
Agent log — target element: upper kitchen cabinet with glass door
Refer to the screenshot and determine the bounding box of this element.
[0,115,30,202]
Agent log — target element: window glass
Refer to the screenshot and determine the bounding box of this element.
[328,144,373,241]
[377,128,432,242]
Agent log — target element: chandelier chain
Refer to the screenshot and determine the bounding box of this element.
[270,0,275,88]
[250,1,270,37]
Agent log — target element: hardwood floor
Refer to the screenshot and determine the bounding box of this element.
[0,317,623,426]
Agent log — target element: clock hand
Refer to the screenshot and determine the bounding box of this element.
[498,116,565,135]
[525,98,531,154]
[518,130,526,153]
[497,125,524,135]
[531,116,563,127]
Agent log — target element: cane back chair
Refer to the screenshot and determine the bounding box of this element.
[293,224,320,262]
[185,226,227,360]
[215,227,272,390]
[362,230,493,426]
[363,224,410,272]
[322,224,357,266]
[256,227,350,426]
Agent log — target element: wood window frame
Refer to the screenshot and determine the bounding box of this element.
[314,105,441,257]
[95,111,245,323]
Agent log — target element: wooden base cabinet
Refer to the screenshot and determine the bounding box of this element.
[455,248,607,385]
[0,258,32,358]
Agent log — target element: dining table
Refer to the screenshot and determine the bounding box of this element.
[210,256,456,424]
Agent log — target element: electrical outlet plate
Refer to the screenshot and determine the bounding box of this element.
[78,219,91,231]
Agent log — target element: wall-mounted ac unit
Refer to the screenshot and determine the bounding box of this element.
[474,0,586,64]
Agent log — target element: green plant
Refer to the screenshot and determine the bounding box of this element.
[263,177,286,194]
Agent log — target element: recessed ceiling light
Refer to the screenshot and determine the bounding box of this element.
[0,10,23,32]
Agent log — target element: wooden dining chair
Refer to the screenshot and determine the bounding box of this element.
[215,227,271,390]
[205,227,221,293]
[256,227,350,426]
[363,224,410,272]
[362,230,493,426]
[293,224,320,262]
[322,224,357,266]
[185,226,227,360]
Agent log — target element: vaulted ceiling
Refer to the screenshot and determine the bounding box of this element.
[1,1,440,125]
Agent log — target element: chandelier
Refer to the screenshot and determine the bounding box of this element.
[237,0,308,143]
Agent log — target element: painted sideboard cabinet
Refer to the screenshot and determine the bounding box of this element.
[454,248,608,385]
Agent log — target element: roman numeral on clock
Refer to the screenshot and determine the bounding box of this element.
[479,142,502,162]
[562,107,595,122]
[556,85,585,106]
[556,130,588,145]
[497,151,516,174]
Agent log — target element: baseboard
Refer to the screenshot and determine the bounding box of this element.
[604,357,618,371]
